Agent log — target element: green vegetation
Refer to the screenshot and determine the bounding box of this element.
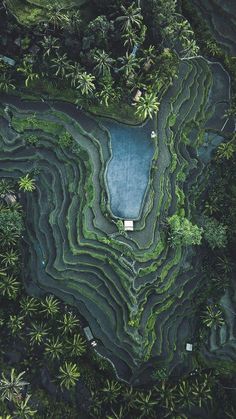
[0,0,236,417]
[168,214,203,247]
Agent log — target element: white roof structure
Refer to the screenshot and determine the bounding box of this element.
[186,343,193,352]
[124,220,134,231]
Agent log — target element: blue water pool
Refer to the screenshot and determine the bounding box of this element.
[102,119,154,220]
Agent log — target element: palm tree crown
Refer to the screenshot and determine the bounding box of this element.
[135,92,160,120]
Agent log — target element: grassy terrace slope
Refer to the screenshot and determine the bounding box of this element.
[0,57,232,384]
[5,0,88,25]
[192,0,236,55]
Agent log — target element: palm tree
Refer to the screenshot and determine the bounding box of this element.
[154,380,177,411]
[122,27,139,50]
[135,92,160,120]
[44,336,64,361]
[66,62,82,87]
[76,72,96,96]
[0,73,16,93]
[116,3,143,33]
[0,369,29,402]
[106,406,126,419]
[201,305,225,329]
[101,379,122,404]
[1,230,19,248]
[61,9,81,33]
[58,362,80,390]
[0,249,19,267]
[135,390,158,418]
[66,333,87,357]
[206,40,221,56]
[176,380,195,410]
[13,394,37,418]
[47,5,67,30]
[28,321,49,345]
[119,52,139,77]
[181,38,199,58]
[121,386,137,411]
[0,179,14,197]
[40,295,60,318]
[216,255,233,274]
[58,312,80,335]
[20,296,39,317]
[93,50,115,77]
[89,390,102,418]
[7,315,25,336]
[192,376,212,407]
[97,76,118,107]
[0,275,20,299]
[40,35,60,58]
[216,140,235,160]
[18,174,36,192]
[17,58,39,87]
[141,45,156,69]
[51,52,70,78]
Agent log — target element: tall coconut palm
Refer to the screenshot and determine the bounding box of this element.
[122,27,139,50]
[89,391,102,418]
[1,229,19,248]
[13,394,37,418]
[141,45,156,68]
[0,274,20,299]
[201,305,225,329]
[66,62,82,87]
[93,50,115,77]
[18,174,36,192]
[0,73,16,93]
[106,406,126,419]
[58,312,80,335]
[192,376,212,407]
[154,380,177,411]
[116,3,143,33]
[135,390,158,418]
[58,362,80,390]
[44,336,64,361]
[51,52,70,78]
[17,58,39,87]
[121,386,137,412]
[20,296,39,318]
[101,379,122,404]
[28,321,49,345]
[0,179,14,197]
[119,52,139,77]
[97,76,118,107]
[66,333,87,357]
[62,9,81,33]
[0,369,29,402]
[216,140,235,160]
[40,295,60,318]
[0,249,19,267]
[135,92,160,120]
[7,315,25,336]
[176,380,195,410]
[76,72,96,96]
[47,5,66,30]
[216,255,233,274]
[40,35,60,58]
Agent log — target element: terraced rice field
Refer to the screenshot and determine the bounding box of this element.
[192,0,236,55]
[0,57,234,384]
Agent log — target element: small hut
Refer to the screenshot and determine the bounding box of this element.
[124,220,134,231]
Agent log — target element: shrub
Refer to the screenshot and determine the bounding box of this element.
[203,216,227,250]
[58,131,74,149]
[168,214,203,247]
